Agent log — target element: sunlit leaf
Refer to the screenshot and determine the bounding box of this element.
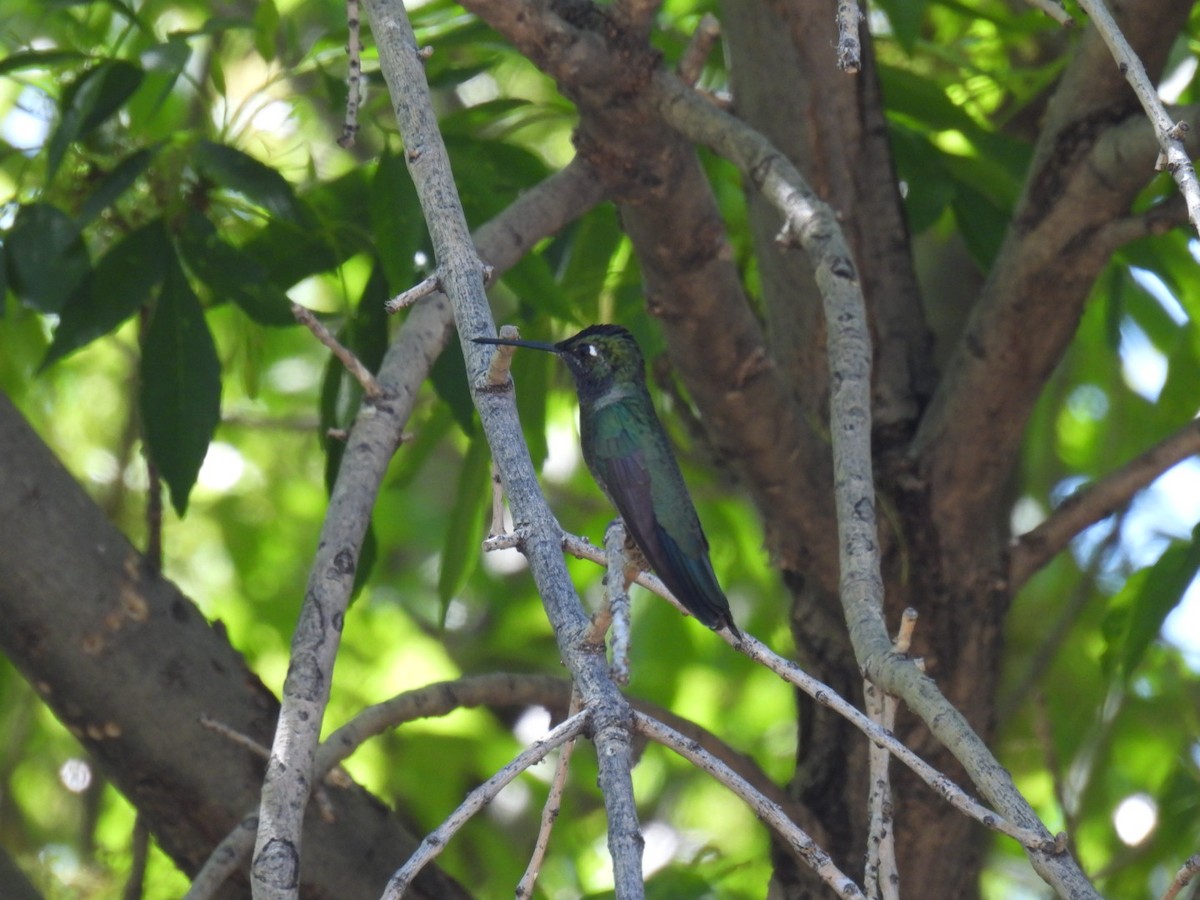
[253,0,281,62]
[1102,525,1200,679]
[5,203,90,313]
[140,258,222,516]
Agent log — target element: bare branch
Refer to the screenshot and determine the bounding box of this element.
[1010,420,1200,588]
[835,0,862,73]
[517,690,582,899]
[1163,854,1200,900]
[360,4,647,898]
[1024,0,1075,28]
[1075,0,1200,232]
[291,302,382,398]
[337,0,363,148]
[604,520,634,685]
[678,13,720,86]
[634,711,866,898]
[381,711,591,899]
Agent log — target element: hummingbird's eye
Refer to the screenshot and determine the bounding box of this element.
[581,344,598,358]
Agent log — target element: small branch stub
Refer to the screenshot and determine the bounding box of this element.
[482,324,523,386]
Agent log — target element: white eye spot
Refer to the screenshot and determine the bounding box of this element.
[586,344,598,357]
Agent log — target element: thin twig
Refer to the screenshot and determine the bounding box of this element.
[1009,420,1200,588]
[864,611,916,900]
[1074,0,1200,233]
[291,302,383,398]
[835,0,862,73]
[199,715,270,759]
[1024,0,1075,27]
[338,0,363,148]
[1162,854,1200,900]
[634,711,866,898]
[489,526,1050,849]
[604,520,633,685]
[678,13,721,86]
[381,711,591,899]
[122,815,150,900]
[732,630,1053,850]
[516,690,582,898]
[386,264,494,314]
[385,274,440,313]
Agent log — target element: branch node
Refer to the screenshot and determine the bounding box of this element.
[481,324,523,386]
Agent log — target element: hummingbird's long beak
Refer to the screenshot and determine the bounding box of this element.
[472,336,560,353]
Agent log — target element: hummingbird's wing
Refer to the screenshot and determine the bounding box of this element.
[586,402,737,634]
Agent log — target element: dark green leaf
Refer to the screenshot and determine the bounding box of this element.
[512,342,550,470]
[6,203,90,313]
[193,140,304,223]
[369,151,424,292]
[242,169,372,285]
[437,434,492,608]
[140,258,222,516]
[951,183,1009,270]
[47,60,144,180]
[176,209,294,325]
[431,338,476,436]
[43,218,171,368]
[0,50,88,76]
[77,146,159,226]
[874,0,928,52]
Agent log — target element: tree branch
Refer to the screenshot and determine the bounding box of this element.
[358,2,646,897]
[1009,419,1200,588]
[381,711,592,898]
[634,711,867,898]
[249,120,605,900]
[1074,0,1200,233]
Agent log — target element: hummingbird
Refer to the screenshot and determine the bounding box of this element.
[473,324,739,637]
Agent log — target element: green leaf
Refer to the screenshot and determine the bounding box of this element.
[77,146,159,226]
[437,434,492,608]
[5,203,90,313]
[512,344,550,470]
[140,258,222,516]
[242,169,373,285]
[193,140,304,222]
[874,0,928,53]
[431,339,477,436]
[47,60,144,180]
[0,50,88,76]
[369,150,424,292]
[253,0,281,61]
[175,209,294,325]
[42,218,171,368]
[1103,525,1200,679]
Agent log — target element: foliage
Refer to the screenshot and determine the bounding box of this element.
[0,0,1197,897]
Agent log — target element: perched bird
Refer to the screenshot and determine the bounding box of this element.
[474,324,739,637]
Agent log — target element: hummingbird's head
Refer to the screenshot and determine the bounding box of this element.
[553,325,646,400]
[474,324,647,402]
